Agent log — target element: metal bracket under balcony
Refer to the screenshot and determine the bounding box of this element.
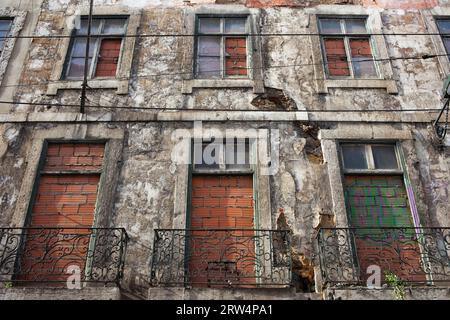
[317,227,450,287]
[0,227,128,285]
[150,229,292,288]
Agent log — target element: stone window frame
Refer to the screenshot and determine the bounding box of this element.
[181,5,264,94]
[308,5,398,94]
[422,8,450,78]
[0,8,26,87]
[46,6,140,96]
[319,126,421,228]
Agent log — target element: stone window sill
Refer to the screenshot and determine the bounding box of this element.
[46,79,129,95]
[182,79,264,94]
[317,79,398,94]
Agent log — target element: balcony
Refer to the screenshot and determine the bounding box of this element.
[150,229,292,288]
[317,227,450,286]
[0,227,128,285]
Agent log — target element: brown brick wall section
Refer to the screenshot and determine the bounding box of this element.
[19,143,104,284]
[44,143,104,172]
[190,175,255,287]
[225,38,248,76]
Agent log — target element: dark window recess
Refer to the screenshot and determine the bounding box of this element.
[319,17,377,78]
[64,17,127,79]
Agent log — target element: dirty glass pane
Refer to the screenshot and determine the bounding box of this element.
[67,58,92,78]
[342,145,367,169]
[319,19,342,34]
[226,138,250,169]
[77,19,101,35]
[225,18,246,34]
[197,57,220,78]
[437,19,450,34]
[198,36,220,56]
[350,38,377,77]
[345,19,367,34]
[103,18,127,35]
[199,18,221,34]
[372,145,398,170]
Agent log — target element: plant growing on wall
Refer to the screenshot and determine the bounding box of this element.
[385,271,406,300]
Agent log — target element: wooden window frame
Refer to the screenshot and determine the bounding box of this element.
[194,15,249,80]
[63,16,128,80]
[318,16,380,80]
[340,142,403,175]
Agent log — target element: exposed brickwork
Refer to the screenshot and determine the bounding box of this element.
[225,38,247,76]
[95,38,122,78]
[324,38,350,76]
[350,39,372,58]
[44,143,104,172]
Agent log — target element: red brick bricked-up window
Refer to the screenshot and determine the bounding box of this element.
[189,175,255,287]
[225,38,247,76]
[18,143,105,284]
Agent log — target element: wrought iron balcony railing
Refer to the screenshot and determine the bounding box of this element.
[317,227,450,286]
[150,229,291,287]
[0,227,128,284]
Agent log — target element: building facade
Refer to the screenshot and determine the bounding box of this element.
[0,0,449,300]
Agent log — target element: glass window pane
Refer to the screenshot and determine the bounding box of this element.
[350,39,377,77]
[226,138,250,169]
[342,145,367,169]
[103,19,126,34]
[198,18,221,34]
[319,19,342,34]
[198,36,220,56]
[194,140,221,169]
[67,58,92,78]
[70,38,96,57]
[443,37,450,54]
[437,19,450,34]
[197,56,220,78]
[372,145,398,169]
[225,18,246,34]
[345,19,367,34]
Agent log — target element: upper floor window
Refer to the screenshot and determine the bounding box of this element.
[436,19,450,58]
[0,19,12,55]
[63,17,128,79]
[195,16,249,79]
[318,17,378,78]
